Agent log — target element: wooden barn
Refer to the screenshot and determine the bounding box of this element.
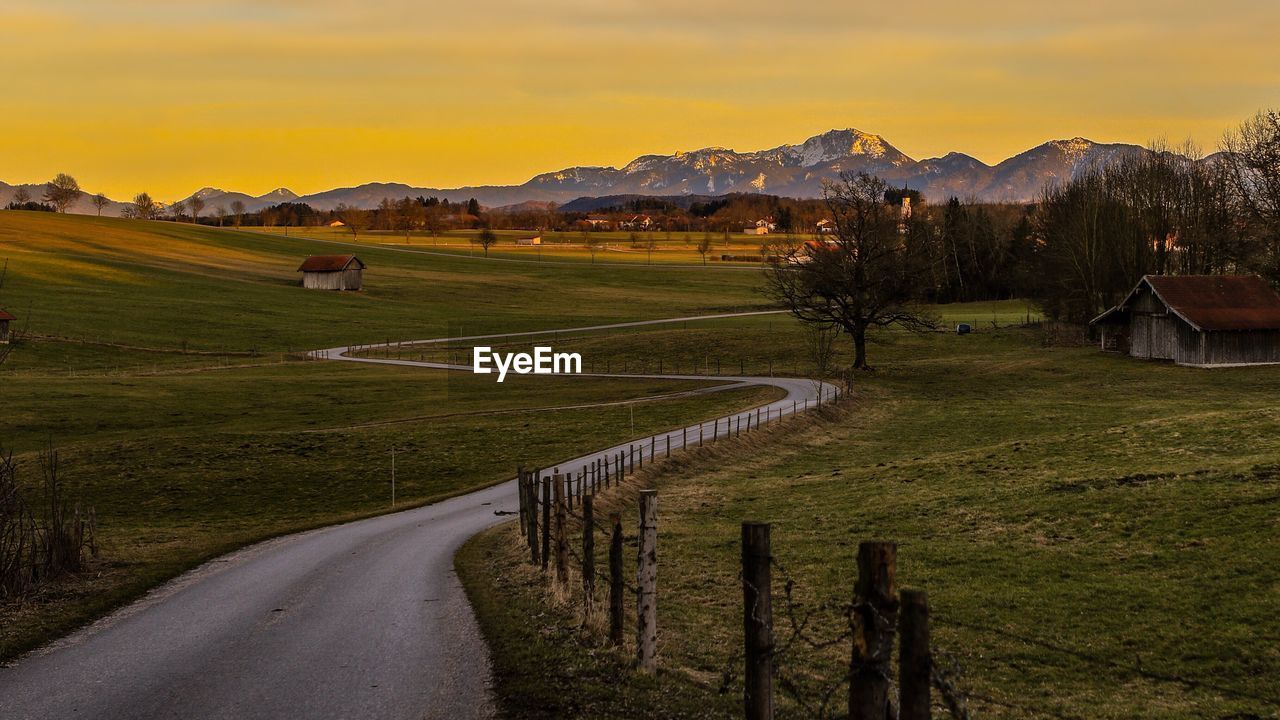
[0,309,14,344]
[298,254,365,291]
[1091,275,1280,367]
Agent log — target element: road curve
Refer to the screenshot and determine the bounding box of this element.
[1,312,838,720]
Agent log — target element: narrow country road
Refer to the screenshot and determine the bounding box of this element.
[1,312,838,720]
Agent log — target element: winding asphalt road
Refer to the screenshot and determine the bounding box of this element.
[1,312,838,720]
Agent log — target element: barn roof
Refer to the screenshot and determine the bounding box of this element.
[1092,275,1280,331]
[297,254,364,272]
[0,309,14,321]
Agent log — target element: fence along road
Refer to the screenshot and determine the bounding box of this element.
[1,311,838,720]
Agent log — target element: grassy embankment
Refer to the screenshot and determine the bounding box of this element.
[0,211,782,660]
[459,310,1280,719]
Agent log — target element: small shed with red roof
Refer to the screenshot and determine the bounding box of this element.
[1091,275,1280,366]
[0,309,14,344]
[298,254,365,291]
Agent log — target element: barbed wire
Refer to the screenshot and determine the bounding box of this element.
[516,491,1280,718]
[935,614,1280,708]
[763,557,862,719]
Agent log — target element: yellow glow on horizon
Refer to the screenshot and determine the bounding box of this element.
[3,0,1277,200]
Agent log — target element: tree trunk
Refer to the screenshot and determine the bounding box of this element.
[852,326,868,370]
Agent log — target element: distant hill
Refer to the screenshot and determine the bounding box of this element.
[180,187,300,214]
[4,128,1170,218]
[0,181,130,216]
[279,130,1153,208]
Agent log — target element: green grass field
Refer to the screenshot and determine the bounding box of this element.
[0,211,781,659]
[246,226,797,266]
[460,323,1280,719]
[6,210,1278,719]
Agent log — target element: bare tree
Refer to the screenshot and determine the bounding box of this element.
[1221,109,1280,281]
[44,173,81,213]
[584,233,603,263]
[13,187,31,206]
[169,200,186,222]
[423,205,444,244]
[188,195,206,225]
[230,200,246,228]
[214,204,227,227]
[276,206,296,236]
[696,235,712,265]
[473,228,498,256]
[91,193,110,216]
[125,192,159,220]
[804,322,843,391]
[763,173,936,370]
[337,204,370,242]
[394,197,421,243]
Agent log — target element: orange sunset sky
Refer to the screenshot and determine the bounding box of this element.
[3,0,1277,200]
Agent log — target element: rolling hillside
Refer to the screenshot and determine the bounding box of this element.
[0,210,779,661]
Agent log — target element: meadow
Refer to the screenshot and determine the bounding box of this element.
[0,211,779,659]
[6,210,1277,719]
[460,319,1280,719]
[245,226,797,266]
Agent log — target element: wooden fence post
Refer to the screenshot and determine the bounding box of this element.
[742,522,774,720]
[609,512,624,646]
[517,466,527,537]
[849,541,898,720]
[629,445,635,474]
[527,472,540,566]
[636,490,658,672]
[583,495,596,615]
[554,474,569,585]
[541,475,551,572]
[898,588,930,720]
[666,434,671,458]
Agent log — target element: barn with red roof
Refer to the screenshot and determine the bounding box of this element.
[1091,275,1280,366]
[297,255,365,291]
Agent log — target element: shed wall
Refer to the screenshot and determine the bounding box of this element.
[302,269,363,291]
[1202,330,1280,365]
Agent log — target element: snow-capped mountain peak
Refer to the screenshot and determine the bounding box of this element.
[786,129,912,167]
[191,187,225,199]
[257,188,298,201]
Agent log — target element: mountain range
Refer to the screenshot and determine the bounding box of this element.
[4,129,1163,216]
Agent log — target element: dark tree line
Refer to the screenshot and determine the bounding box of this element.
[1030,137,1264,322]
[850,110,1280,325]
[763,109,1280,371]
